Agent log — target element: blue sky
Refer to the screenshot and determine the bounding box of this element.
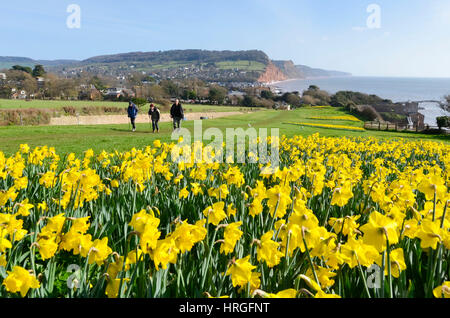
[1,0,449,77]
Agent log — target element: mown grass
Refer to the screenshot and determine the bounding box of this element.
[0,99,250,114]
[0,99,130,109]
[0,106,448,156]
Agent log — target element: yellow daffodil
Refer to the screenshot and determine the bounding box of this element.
[3,266,40,297]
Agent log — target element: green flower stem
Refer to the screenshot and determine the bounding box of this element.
[200,227,218,290]
[355,253,371,298]
[302,236,320,287]
[386,238,393,298]
[380,251,385,298]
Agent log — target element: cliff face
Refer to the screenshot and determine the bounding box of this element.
[296,65,352,78]
[272,60,304,79]
[258,62,288,83]
[273,60,352,80]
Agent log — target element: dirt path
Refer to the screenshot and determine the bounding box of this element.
[49,112,245,126]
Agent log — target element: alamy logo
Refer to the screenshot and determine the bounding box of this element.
[66,4,81,29]
[366,4,381,29]
[67,264,81,289]
[170,120,280,173]
[367,264,382,289]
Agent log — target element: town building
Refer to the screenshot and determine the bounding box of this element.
[11,88,27,99]
[105,87,135,99]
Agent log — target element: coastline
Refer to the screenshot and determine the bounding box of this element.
[268,78,301,86]
[266,75,450,126]
[268,75,353,87]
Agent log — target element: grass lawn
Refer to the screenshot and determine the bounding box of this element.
[0,106,448,156]
[215,60,266,71]
[0,99,130,109]
[0,99,252,114]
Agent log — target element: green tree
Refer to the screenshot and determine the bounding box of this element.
[242,95,255,107]
[161,80,182,97]
[0,85,12,98]
[208,86,227,104]
[281,92,302,107]
[89,76,107,91]
[182,90,197,100]
[5,70,37,95]
[436,116,450,130]
[330,91,391,108]
[32,65,46,77]
[131,97,148,107]
[11,65,32,74]
[302,87,331,106]
[261,90,274,100]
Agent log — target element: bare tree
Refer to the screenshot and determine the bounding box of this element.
[443,95,450,111]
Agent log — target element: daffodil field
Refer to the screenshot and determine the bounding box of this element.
[0,134,449,299]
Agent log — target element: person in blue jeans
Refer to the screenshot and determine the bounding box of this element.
[148,104,161,133]
[127,101,138,132]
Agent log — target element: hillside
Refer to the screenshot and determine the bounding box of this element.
[0,56,77,69]
[52,50,272,83]
[82,50,270,65]
[272,60,304,79]
[0,50,351,83]
[296,65,351,78]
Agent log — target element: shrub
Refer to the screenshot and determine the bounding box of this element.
[131,98,148,107]
[351,105,381,122]
[379,112,408,124]
[0,109,52,126]
[436,116,450,129]
[62,106,77,116]
[330,91,392,108]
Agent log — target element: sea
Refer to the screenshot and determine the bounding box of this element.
[272,76,450,126]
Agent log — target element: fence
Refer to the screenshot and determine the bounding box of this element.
[364,121,438,132]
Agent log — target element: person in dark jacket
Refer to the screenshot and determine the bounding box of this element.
[127,101,139,132]
[170,99,184,131]
[148,104,161,133]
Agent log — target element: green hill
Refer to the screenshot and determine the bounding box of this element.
[0,50,351,83]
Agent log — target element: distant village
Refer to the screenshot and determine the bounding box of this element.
[1,65,445,132]
[0,66,292,109]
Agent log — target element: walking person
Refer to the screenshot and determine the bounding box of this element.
[148,103,161,133]
[170,99,184,131]
[127,101,139,132]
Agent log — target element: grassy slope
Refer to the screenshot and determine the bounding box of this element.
[0,99,131,109]
[81,59,266,73]
[215,60,266,71]
[0,106,448,156]
[0,99,251,113]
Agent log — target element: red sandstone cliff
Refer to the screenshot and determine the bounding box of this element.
[257,62,288,83]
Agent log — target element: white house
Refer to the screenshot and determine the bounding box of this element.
[106,87,125,97]
[11,88,27,99]
[105,87,135,99]
[0,73,6,80]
